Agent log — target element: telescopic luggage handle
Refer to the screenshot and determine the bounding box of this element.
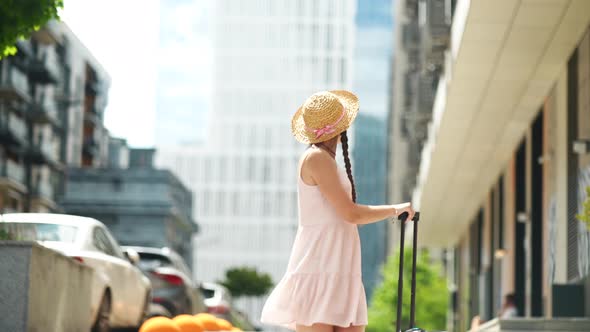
[395,211,420,332]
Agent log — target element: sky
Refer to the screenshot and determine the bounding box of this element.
[60,0,213,147]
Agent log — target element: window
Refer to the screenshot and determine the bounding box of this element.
[248,156,256,182]
[326,24,333,51]
[232,192,240,214]
[203,190,211,216]
[262,157,271,184]
[325,58,332,85]
[263,191,271,216]
[93,227,117,257]
[218,156,227,183]
[217,191,225,215]
[312,24,319,49]
[275,191,284,216]
[340,58,347,83]
[291,191,298,217]
[0,222,77,242]
[137,252,173,271]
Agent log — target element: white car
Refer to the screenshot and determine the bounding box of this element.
[0,213,151,332]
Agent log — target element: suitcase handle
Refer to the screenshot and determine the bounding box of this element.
[395,211,420,332]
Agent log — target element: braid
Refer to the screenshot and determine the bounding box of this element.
[340,131,356,202]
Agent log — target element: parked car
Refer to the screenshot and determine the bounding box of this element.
[199,282,259,331]
[124,246,206,317]
[0,213,151,332]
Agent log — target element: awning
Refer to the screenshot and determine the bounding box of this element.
[414,0,590,246]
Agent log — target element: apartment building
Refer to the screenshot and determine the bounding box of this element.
[0,21,110,213]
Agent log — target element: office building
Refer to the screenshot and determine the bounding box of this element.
[156,0,358,325]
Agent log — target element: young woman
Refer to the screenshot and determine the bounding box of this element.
[260,90,415,332]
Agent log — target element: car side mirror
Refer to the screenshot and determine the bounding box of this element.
[124,248,140,265]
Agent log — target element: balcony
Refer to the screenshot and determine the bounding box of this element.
[83,137,99,157]
[420,0,450,70]
[28,92,60,127]
[26,137,57,166]
[28,47,60,85]
[0,158,26,187]
[83,105,101,126]
[0,62,30,102]
[31,178,54,200]
[31,21,60,45]
[405,0,418,18]
[85,81,100,96]
[402,22,420,51]
[0,111,28,147]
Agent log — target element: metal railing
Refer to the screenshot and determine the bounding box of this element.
[5,159,25,183]
[7,112,27,142]
[0,64,29,99]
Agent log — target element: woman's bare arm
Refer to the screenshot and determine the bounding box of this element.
[304,149,414,225]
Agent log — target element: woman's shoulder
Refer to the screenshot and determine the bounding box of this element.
[304,147,334,166]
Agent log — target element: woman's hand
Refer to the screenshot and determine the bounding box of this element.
[393,202,415,223]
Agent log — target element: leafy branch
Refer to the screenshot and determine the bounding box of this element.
[0,0,63,58]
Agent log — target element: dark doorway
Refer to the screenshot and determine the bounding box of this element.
[514,139,526,316]
[530,110,544,317]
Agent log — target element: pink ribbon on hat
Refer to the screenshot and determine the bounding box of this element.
[306,107,346,139]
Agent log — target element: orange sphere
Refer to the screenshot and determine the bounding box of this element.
[173,315,204,332]
[194,313,220,331]
[216,318,233,331]
[195,313,218,320]
[139,317,181,332]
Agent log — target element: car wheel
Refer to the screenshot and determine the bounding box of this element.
[92,291,111,332]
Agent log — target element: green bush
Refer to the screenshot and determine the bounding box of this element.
[367,249,448,332]
[217,266,274,298]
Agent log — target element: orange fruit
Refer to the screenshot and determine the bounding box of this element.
[173,315,204,332]
[216,318,233,331]
[139,316,181,332]
[194,313,220,330]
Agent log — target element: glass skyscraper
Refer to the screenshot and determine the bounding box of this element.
[156,0,357,327]
[352,0,393,302]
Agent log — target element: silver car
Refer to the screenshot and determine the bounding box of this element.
[124,246,206,317]
[199,282,259,331]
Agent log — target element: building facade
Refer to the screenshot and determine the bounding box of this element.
[352,114,389,303]
[351,0,394,304]
[60,145,197,265]
[0,21,110,214]
[396,1,590,331]
[388,0,453,252]
[156,0,357,325]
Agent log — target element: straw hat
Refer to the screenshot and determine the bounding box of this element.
[291,90,359,144]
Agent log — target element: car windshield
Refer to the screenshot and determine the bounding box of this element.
[137,252,174,271]
[0,222,78,243]
[200,286,215,299]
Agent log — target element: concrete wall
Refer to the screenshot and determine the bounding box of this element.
[0,241,94,332]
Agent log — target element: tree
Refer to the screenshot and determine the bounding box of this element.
[367,249,448,332]
[217,266,274,298]
[0,0,63,58]
[577,186,590,230]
